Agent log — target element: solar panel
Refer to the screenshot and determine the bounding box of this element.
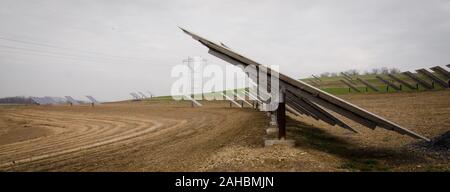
[340,79,360,92]
[86,96,100,105]
[221,93,241,107]
[185,95,202,107]
[243,90,260,101]
[357,78,380,92]
[130,93,141,100]
[40,97,48,105]
[43,96,56,105]
[138,92,147,98]
[341,72,356,84]
[65,96,80,105]
[31,97,43,105]
[312,75,322,82]
[430,66,450,79]
[31,97,63,105]
[388,74,417,90]
[234,92,252,106]
[37,97,47,105]
[376,76,401,91]
[403,71,433,89]
[180,27,429,141]
[416,69,449,88]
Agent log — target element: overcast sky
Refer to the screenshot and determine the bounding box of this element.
[1,0,449,101]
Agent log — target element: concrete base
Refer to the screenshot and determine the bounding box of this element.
[269,121,277,126]
[266,127,279,134]
[264,138,295,147]
[269,113,277,126]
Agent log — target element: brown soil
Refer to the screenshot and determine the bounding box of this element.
[0,90,449,172]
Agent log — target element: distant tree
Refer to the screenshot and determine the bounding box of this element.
[371,68,380,75]
[330,72,338,77]
[380,67,390,74]
[345,69,359,76]
[389,67,401,74]
[363,71,371,75]
[320,72,330,77]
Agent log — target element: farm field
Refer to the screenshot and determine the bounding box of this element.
[0,90,449,172]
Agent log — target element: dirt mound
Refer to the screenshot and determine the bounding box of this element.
[408,131,450,160]
[426,131,450,151]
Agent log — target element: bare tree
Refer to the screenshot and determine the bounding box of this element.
[389,67,401,74]
[345,69,359,76]
[320,72,330,77]
[371,68,380,75]
[380,67,390,74]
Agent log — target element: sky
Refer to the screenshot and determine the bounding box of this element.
[0,0,449,101]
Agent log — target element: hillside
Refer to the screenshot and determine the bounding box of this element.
[300,72,449,95]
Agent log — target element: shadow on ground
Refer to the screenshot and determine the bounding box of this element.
[286,116,427,171]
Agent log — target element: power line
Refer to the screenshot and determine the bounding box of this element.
[0,36,155,63]
[0,49,110,65]
[0,44,149,65]
[0,46,134,65]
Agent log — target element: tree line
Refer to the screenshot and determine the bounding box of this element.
[319,67,401,78]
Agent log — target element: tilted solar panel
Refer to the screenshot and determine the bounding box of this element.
[180,27,429,141]
[138,92,147,98]
[65,96,80,105]
[130,93,141,100]
[86,96,100,104]
[31,97,43,105]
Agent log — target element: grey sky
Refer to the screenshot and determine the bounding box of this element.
[1,0,449,101]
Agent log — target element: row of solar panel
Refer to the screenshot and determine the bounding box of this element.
[339,65,450,92]
[130,91,153,100]
[30,96,100,105]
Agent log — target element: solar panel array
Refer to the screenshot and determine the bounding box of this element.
[29,96,102,106]
[30,96,59,105]
[339,66,450,92]
[180,27,429,141]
